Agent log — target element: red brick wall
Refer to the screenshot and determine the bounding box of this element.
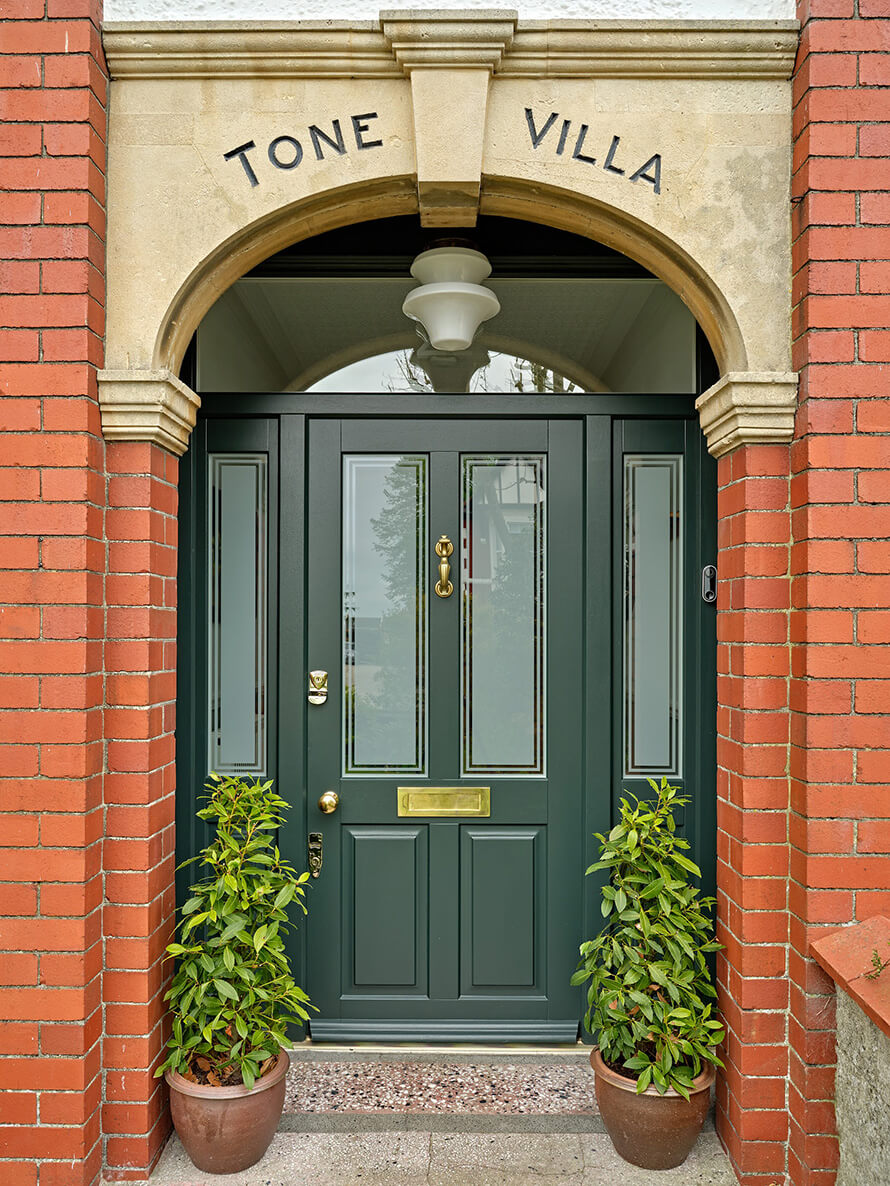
[0,2,107,1184]
[787,2,890,1184]
[715,6,890,1183]
[0,1,107,1183]
[102,441,178,1181]
[715,446,793,1186]
[3,3,890,1184]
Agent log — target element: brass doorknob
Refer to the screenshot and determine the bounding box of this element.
[318,791,339,814]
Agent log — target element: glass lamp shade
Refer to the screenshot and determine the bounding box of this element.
[409,246,493,286]
[402,247,501,352]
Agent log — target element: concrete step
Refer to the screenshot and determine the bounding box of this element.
[145,1129,737,1186]
[137,1048,735,1186]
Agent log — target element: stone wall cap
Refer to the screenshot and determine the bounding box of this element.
[811,916,890,1043]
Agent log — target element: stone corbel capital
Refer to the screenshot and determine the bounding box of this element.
[695,371,799,458]
[98,369,201,457]
[380,9,517,73]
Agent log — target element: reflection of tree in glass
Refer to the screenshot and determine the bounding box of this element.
[389,354,430,393]
[512,360,578,394]
[466,461,544,772]
[357,459,425,770]
[384,351,580,394]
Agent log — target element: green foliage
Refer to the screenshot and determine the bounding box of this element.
[865,942,890,981]
[572,777,725,1099]
[156,774,315,1089]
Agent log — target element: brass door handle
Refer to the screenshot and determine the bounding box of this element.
[435,535,454,598]
[318,790,339,814]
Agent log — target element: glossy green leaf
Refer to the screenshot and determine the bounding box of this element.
[159,774,316,1086]
[573,776,724,1091]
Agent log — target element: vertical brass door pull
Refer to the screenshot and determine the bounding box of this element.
[435,535,454,598]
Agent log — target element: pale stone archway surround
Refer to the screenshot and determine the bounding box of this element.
[98,12,798,457]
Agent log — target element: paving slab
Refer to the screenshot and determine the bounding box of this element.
[143,1129,737,1186]
[582,1131,736,1184]
[145,1131,432,1186]
[429,1131,585,1185]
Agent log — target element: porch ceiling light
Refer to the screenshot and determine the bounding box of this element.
[402,246,500,352]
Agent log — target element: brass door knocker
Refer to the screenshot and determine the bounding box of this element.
[435,535,454,598]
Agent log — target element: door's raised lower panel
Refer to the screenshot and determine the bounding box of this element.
[309,1020,579,1043]
[343,825,429,996]
[460,827,546,997]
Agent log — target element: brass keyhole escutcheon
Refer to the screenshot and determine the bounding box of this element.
[435,535,454,598]
[308,832,323,878]
[318,790,339,814]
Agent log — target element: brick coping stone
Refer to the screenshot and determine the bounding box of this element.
[811,915,890,1042]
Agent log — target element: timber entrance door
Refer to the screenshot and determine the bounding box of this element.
[306,419,583,1041]
[177,401,716,1044]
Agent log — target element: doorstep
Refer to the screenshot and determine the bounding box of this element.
[282,1042,600,1133]
[134,1048,736,1186]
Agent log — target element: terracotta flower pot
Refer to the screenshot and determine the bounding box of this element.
[165,1050,289,1174]
[591,1047,714,1170]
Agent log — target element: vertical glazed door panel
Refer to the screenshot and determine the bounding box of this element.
[611,418,717,903]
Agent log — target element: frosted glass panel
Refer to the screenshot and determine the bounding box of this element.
[462,456,546,776]
[343,456,427,774]
[623,455,683,777]
[207,454,267,775]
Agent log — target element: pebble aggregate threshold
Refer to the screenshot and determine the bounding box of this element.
[283,1058,599,1115]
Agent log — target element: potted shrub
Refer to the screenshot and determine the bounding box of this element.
[571,776,724,1170]
[155,773,314,1174]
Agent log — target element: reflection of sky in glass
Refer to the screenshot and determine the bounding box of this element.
[308,350,583,394]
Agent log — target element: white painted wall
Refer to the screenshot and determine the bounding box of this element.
[104,1,798,24]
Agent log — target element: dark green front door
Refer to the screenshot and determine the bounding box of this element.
[177,399,716,1044]
[306,419,584,1041]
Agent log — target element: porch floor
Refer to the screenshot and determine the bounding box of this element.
[147,1129,735,1185]
[141,1047,737,1186]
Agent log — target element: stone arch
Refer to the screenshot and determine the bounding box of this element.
[156,174,746,382]
[98,14,798,458]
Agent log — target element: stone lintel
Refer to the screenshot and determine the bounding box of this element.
[695,372,798,459]
[98,369,201,457]
[502,21,799,79]
[101,19,798,81]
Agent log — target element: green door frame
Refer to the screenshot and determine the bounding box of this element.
[176,392,717,1041]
